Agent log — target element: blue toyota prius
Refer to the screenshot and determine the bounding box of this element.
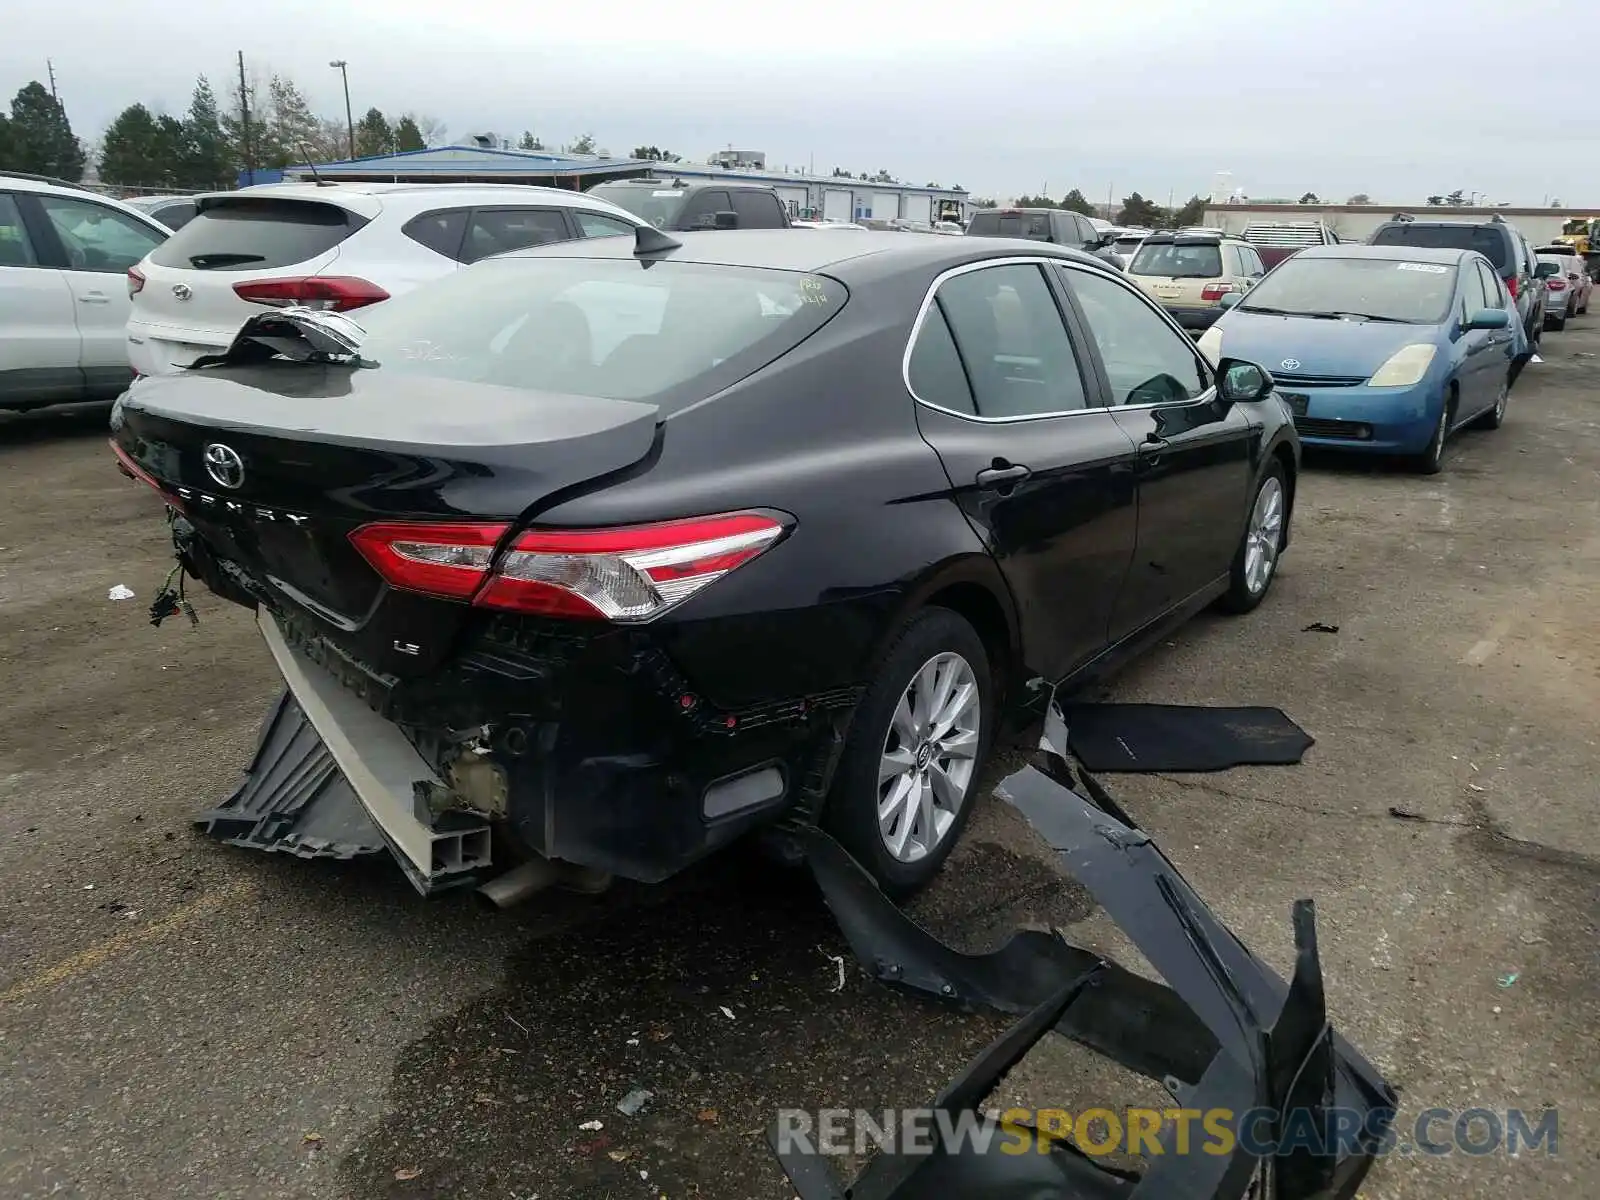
[1196,244,1527,473]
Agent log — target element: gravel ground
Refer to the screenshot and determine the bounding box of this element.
[2,321,1596,1199]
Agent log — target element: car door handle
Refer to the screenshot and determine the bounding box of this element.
[78,293,112,304]
[976,462,1031,488]
[1139,436,1171,459]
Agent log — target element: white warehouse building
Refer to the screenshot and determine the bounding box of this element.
[644,149,969,225]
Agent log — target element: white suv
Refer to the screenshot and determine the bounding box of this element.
[1,173,171,411]
[125,181,648,376]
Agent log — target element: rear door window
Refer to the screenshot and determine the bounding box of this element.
[0,193,40,266]
[931,263,1089,417]
[463,208,575,263]
[1370,223,1510,273]
[149,198,361,271]
[731,190,787,229]
[36,195,166,273]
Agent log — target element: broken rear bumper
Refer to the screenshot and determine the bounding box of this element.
[774,703,1397,1199]
[205,608,841,892]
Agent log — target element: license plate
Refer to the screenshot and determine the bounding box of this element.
[1282,392,1310,416]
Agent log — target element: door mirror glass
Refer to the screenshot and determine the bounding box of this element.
[714,210,739,230]
[1462,307,1511,331]
[1218,358,1273,403]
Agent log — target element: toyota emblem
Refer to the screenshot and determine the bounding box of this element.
[172,283,193,302]
[203,443,245,489]
[1280,358,1301,371]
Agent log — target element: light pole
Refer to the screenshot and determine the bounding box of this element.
[329,60,354,159]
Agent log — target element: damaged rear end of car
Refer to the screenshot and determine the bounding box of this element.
[110,247,855,896]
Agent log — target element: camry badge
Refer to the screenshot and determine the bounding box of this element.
[1280,358,1301,371]
[203,443,245,490]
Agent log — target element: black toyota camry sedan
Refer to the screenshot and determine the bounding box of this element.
[110,227,1298,899]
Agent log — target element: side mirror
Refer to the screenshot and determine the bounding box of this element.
[1217,357,1275,404]
[1218,291,1243,310]
[1461,308,1511,331]
[714,210,739,230]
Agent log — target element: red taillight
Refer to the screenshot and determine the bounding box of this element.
[1201,282,1237,301]
[128,266,145,298]
[232,276,390,312]
[1547,278,1566,291]
[1505,274,1519,300]
[348,512,787,622]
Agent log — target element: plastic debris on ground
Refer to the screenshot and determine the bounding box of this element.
[107,584,136,600]
[616,1088,653,1116]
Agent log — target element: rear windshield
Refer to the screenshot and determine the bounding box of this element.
[147,198,363,271]
[1235,256,1458,324]
[1369,223,1509,273]
[1113,236,1145,250]
[967,211,1052,240]
[1128,241,1222,278]
[350,257,847,404]
[588,184,688,229]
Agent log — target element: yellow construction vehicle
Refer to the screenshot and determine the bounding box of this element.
[1555,217,1600,279]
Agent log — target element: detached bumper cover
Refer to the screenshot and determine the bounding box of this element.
[775,703,1397,1200]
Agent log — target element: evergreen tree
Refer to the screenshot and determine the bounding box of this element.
[355,107,392,157]
[181,76,232,189]
[98,103,162,186]
[8,81,85,179]
[266,74,319,166]
[394,114,427,151]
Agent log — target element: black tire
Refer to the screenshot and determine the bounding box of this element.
[1218,461,1288,614]
[1548,310,1567,333]
[1469,370,1509,431]
[1411,399,1452,474]
[824,607,993,899]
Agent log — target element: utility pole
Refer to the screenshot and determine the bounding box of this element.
[237,50,254,185]
[329,61,355,159]
[1106,182,1114,221]
[46,59,59,105]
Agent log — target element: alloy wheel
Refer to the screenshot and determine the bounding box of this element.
[1243,476,1285,596]
[877,651,981,863]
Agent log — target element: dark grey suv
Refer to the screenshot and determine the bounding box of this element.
[965,208,1123,269]
[1368,214,1546,356]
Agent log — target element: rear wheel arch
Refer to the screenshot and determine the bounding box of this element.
[922,581,1015,701]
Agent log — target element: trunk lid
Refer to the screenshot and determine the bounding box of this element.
[113,367,660,675]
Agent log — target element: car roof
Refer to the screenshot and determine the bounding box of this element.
[1293,243,1473,265]
[0,172,174,228]
[188,180,642,223]
[503,227,1110,277]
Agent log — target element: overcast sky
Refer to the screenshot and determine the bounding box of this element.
[5,0,1591,206]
